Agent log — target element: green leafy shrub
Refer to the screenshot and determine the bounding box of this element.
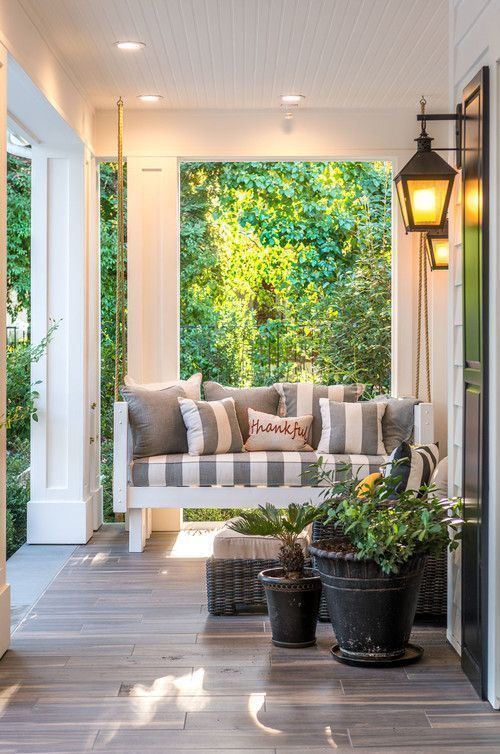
[6,441,30,559]
[310,460,462,574]
[229,503,321,577]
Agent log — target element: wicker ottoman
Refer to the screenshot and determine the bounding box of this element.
[206,523,317,616]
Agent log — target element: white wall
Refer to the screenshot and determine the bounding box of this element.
[448,0,500,708]
[0,1,94,148]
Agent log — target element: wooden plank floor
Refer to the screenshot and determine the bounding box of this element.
[0,525,498,753]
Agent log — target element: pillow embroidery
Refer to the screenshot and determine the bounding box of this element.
[245,408,313,452]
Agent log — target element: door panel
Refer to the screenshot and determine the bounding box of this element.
[461,67,489,698]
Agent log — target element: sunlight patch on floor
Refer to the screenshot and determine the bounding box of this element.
[169,527,222,558]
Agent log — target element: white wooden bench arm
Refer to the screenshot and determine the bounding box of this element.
[413,402,434,446]
[113,401,130,514]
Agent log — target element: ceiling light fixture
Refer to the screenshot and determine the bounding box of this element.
[137,94,163,102]
[280,94,305,104]
[114,41,146,50]
[280,94,305,121]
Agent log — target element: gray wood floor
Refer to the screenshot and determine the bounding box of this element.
[0,525,498,753]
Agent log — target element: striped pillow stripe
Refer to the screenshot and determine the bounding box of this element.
[178,397,244,456]
[317,399,386,455]
[274,382,365,449]
[383,442,440,493]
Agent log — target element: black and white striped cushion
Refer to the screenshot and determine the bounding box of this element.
[131,451,387,487]
[178,397,244,456]
[383,442,439,493]
[274,381,365,449]
[317,399,386,455]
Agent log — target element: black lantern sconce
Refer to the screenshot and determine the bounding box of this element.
[395,97,461,234]
[424,222,449,270]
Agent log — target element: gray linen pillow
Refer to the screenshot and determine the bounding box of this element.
[317,399,386,455]
[120,384,187,458]
[369,395,419,453]
[178,397,244,455]
[203,381,280,441]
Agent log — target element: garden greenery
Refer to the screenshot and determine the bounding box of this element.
[310,460,462,574]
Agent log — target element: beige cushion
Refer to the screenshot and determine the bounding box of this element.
[124,373,202,400]
[245,408,313,452]
[431,456,448,498]
[213,519,311,560]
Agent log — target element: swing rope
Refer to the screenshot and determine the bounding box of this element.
[114,97,127,401]
[415,233,431,403]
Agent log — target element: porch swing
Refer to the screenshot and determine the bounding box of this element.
[111,100,435,554]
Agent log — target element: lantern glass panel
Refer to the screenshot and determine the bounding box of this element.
[396,180,409,228]
[431,238,449,268]
[406,178,450,227]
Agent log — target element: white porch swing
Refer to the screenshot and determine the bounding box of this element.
[111,101,435,553]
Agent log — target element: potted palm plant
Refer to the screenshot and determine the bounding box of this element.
[308,463,461,666]
[228,503,322,648]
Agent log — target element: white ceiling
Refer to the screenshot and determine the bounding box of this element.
[18,0,449,112]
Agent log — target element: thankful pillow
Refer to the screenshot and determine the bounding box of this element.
[245,408,313,452]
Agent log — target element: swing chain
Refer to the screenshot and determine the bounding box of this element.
[114,97,126,401]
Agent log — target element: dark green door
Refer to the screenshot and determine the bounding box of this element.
[461,67,489,698]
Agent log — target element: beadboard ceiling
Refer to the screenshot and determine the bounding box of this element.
[18,0,449,111]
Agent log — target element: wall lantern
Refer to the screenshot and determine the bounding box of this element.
[394,97,459,233]
[424,222,449,270]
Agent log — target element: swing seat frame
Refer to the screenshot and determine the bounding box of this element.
[112,400,435,552]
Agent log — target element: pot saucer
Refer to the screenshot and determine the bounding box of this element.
[331,643,423,667]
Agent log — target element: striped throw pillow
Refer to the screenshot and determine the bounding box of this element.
[383,442,440,493]
[178,397,244,456]
[274,382,365,449]
[317,399,386,455]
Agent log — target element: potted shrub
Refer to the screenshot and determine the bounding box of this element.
[308,464,461,666]
[228,503,322,648]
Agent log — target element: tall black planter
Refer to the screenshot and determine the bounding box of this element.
[309,541,426,666]
[258,567,322,648]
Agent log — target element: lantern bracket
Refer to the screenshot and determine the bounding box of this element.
[416,104,463,168]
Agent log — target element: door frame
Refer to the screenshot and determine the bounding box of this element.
[461,65,489,699]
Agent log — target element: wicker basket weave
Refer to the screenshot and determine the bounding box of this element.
[206,521,447,618]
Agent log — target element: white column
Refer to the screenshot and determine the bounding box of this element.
[391,158,416,398]
[0,43,11,655]
[28,143,98,543]
[127,156,181,532]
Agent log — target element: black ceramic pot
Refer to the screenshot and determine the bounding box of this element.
[309,540,426,663]
[258,567,322,648]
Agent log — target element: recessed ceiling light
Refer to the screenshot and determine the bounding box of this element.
[280,94,305,104]
[114,41,146,50]
[137,94,164,102]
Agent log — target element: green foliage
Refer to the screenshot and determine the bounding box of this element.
[3,323,59,437]
[179,160,392,392]
[6,155,31,319]
[6,442,30,559]
[311,460,462,574]
[230,502,321,543]
[229,503,321,576]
